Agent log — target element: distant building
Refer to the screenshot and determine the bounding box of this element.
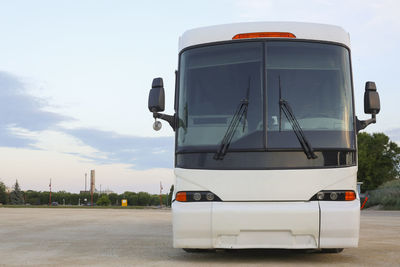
[80,189,114,195]
[102,189,114,195]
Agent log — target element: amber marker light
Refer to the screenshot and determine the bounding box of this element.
[345,191,356,201]
[176,192,187,202]
[232,32,296,40]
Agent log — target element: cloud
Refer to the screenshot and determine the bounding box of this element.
[65,128,174,169]
[0,71,174,170]
[0,125,34,148]
[0,71,69,147]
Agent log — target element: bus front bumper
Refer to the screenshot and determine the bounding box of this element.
[172,200,360,249]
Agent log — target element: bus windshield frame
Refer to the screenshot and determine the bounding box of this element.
[176,40,355,155]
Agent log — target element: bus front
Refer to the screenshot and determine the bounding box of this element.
[147,22,381,251]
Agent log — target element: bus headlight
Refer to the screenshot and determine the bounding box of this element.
[175,191,221,202]
[310,190,356,201]
[193,192,202,201]
[317,192,325,200]
[206,192,214,201]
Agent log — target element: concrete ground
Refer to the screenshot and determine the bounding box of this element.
[0,208,399,266]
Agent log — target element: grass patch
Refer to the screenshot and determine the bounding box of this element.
[365,179,400,210]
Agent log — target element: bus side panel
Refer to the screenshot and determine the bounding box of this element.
[172,202,212,248]
[319,200,360,248]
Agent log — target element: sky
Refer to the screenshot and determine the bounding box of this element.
[0,0,399,193]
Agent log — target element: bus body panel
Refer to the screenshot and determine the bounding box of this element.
[211,201,319,249]
[173,202,212,248]
[172,200,360,249]
[319,200,360,248]
[173,167,360,249]
[174,167,357,201]
[179,22,350,51]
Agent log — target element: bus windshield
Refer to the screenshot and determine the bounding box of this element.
[177,41,354,153]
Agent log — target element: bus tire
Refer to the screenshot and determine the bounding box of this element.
[183,248,214,253]
[320,248,344,253]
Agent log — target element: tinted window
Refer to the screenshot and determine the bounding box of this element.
[178,42,264,151]
[266,42,354,149]
[177,41,355,155]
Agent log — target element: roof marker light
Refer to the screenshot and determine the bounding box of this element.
[232,32,296,40]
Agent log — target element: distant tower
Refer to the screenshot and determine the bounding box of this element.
[90,170,95,205]
[90,170,95,194]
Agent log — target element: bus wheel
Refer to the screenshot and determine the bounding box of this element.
[320,248,344,253]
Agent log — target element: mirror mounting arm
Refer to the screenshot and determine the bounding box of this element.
[153,112,176,131]
[356,113,376,132]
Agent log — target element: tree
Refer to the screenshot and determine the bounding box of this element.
[108,193,119,206]
[96,194,111,206]
[25,190,41,205]
[137,192,151,206]
[167,185,174,207]
[123,191,138,206]
[10,180,24,205]
[0,180,8,204]
[358,132,400,191]
[150,195,160,206]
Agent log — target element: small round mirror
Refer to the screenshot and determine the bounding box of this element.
[153,120,162,131]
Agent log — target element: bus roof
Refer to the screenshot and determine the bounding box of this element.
[179,22,350,51]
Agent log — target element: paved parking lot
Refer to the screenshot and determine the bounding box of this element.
[0,208,399,266]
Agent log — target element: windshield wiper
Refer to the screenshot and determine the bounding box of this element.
[213,99,248,160]
[214,79,250,160]
[278,77,317,159]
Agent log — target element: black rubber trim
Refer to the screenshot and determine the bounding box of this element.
[176,150,356,170]
[179,38,351,55]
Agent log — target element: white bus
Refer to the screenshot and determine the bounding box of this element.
[148,22,380,252]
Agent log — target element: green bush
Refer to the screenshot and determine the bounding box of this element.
[96,194,111,206]
[365,179,400,210]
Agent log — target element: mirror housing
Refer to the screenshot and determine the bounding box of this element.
[148,78,165,113]
[356,81,380,132]
[147,77,176,131]
[364,81,380,114]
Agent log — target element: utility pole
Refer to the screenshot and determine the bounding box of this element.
[85,173,87,192]
[159,181,163,208]
[90,170,95,206]
[49,178,52,205]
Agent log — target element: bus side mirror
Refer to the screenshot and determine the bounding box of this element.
[148,77,165,113]
[364,81,380,115]
[147,77,176,131]
[356,81,380,132]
